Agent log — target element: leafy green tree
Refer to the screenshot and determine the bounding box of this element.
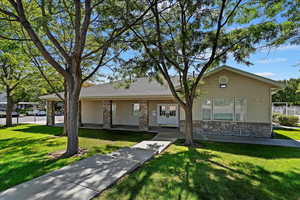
[272,78,300,104]
[115,0,279,145]
[261,0,300,46]
[0,40,33,126]
[0,0,154,156]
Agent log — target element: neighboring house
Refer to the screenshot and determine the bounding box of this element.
[41,66,282,138]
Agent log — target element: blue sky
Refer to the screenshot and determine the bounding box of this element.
[226,45,300,80]
[102,44,299,82]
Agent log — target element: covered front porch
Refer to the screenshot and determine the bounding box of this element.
[45,98,181,132]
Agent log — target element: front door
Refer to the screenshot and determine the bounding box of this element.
[157,104,179,126]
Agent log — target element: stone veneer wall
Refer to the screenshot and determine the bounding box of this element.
[103,100,112,129]
[139,101,149,131]
[180,120,272,138]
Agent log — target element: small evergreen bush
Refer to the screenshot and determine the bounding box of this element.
[278,115,299,126]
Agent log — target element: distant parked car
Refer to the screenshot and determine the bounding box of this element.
[0,111,19,117]
[12,112,19,117]
[26,110,36,116]
[0,111,5,118]
[55,111,64,116]
[36,110,46,116]
[26,110,46,116]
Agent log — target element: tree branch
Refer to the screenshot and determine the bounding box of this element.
[9,0,69,78]
[191,0,227,97]
[82,1,156,58]
[39,1,71,63]
[0,34,30,41]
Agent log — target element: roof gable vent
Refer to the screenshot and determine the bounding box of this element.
[219,76,229,88]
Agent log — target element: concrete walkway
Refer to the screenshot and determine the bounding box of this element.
[195,135,300,148]
[153,131,300,148]
[0,137,175,200]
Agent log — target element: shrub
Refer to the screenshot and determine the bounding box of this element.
[278,114,299,126]
[272,112,281,123]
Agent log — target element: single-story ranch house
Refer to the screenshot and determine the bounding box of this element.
[41,66,282,138]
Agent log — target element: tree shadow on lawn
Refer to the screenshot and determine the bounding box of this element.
[273,128,300,140]
[272,132,295,140]
[0,136,63,150]
[0,137,65,191]
[100,145,300,200]
[13,125,155,142]
[199,141,300,159]
[0,135,124,192]
[274,127,300,131]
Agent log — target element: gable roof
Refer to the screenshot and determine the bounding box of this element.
[40,77,177,100]
[40,66,282,100]
[203,65,283,88]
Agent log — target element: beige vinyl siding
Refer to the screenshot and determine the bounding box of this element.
[112,100,177,126]
[81,99,177,126]
[81,100,103,124]
[112,101,139,126]
[180,70,273,123]
[81,69,273,125]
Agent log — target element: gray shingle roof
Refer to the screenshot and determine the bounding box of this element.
[40,66,282,100]
[40,77,176,100]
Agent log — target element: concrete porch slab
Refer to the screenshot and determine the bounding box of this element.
[0,175,98,200]
[109,147,156,164]
[133,140,172,154]
[152,132,180,142]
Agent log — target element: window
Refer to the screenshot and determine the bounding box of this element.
[213,98,234,121]
[159,105,166,116]
[235,98,247,121]
[132,103,140,116]
[202,98,212,120]
[112,103,116,113]
[112,103,116,117]
[201,97,246,121]
[169,105,177,117]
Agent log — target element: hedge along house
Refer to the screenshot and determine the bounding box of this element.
[41,66,282,138]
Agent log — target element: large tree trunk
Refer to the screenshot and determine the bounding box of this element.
[64,74,81,157]
[63,80,68,136]
[5,89,13,127]
[183,105,194,146]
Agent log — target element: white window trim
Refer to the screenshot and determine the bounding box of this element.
[132,103,140,117]
[202,97,247,122]
[234,97,247,122]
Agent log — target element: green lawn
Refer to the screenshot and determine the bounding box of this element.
[0,124,154,192]
[273,127,300,140]
[98,141,300,200]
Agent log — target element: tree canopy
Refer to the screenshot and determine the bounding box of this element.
[0,0,156,156]
[111,0,280,145]
[272,78,300,105]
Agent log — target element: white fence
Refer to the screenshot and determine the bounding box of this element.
[272,103,300,122]
[0,116,64,125]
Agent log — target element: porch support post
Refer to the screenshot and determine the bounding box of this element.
[139,101,149,131]
[46,100,55,126]
[103,100,112,129]
[78,100,82,127]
